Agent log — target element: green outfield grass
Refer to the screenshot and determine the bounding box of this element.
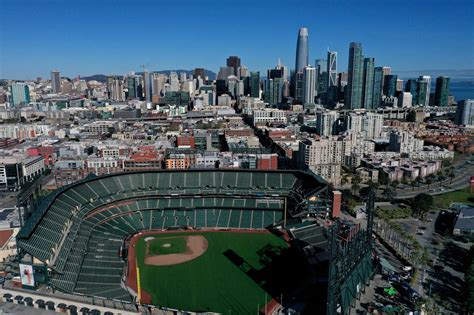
[135,231,288,314]
[147,237,187,255]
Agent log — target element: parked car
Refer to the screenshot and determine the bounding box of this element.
[400,272,411,280]
[388,274,400,282]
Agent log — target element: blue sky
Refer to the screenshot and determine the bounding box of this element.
[1,0,473,79]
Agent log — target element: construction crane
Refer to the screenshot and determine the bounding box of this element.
[139,64,157,73]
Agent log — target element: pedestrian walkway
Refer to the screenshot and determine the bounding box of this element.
[0,287,139,315]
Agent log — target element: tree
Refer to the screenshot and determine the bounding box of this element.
[410,180,417,191]
[426,177,433,188]
[359,186,372,197]
[411,193,434,218]
[391,180,400,189]
[415,176,422,187]
[448,167,455,184]
[401,177,409,186]
[351,175,361,194]
[378,171,389,186]
[367,180,379,190]
[341,189,357,212]
[442,158,453,168]
[341,175,348,186]
[406,110,417,122]
[382,186,396,201]
[341,189,353,203]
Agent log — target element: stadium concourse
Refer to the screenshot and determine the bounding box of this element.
[14,170,332,313]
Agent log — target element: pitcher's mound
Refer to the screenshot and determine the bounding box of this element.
[144,235,208,266]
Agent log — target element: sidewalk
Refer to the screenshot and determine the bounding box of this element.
[0,286,139,315]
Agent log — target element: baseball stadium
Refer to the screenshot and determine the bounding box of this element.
[15,169,342,314]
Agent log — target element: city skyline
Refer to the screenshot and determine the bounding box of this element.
[1,0,473,80]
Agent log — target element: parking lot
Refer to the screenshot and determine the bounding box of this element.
[387,208,467,312]
[353,238,421,314]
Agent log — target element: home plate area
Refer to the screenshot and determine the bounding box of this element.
[144,235,208,266]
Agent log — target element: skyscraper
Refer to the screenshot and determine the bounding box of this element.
[265,78,284,105]
[327,51,337,88]
[276,58,289,82]
[51,70,61,93]
[250,72,260,98]
[194,68,205,80]
[268,69,283,80]
[143,70,151,103]
[455,99,474,126]
[434,76,450,106]
[397,92,413,108]
[362,58,375,109]
[226,56,241,76]
[238,66,249,78]
[169,72,179,91]
[405,79,419,105]
[107,76,125,101]
[396,79,404,92]
[315,59,327,74]
[417,80,428,107]
[217,66,234,80]
[295,72,304,102]
[381,67,391,92]
[295,28,309,73]
[127,75,142,99]
[314,59,327,95]
[419,76,431,106]
[383,75,398,97]
[346,42,364,109]
[152,73,167,97]
[316,111,338,136]
[303,66,317,108]
[372,67,383,109]
[10,82,30,106]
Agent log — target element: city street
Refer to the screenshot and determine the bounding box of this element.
[0,193,17,210]
[393,209,468,312]
[395,159,473,199]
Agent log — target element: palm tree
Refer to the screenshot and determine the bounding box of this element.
[426,177,433,188]
[448,167,455,184]
[410,180,417,191]
[382,186,395,201]
[415,176,422,188]
[351,175,361,194]
[391,180,400,190]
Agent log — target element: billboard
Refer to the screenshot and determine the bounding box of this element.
[19,264,35,287]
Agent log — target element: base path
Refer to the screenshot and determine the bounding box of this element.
[144,235,208,266]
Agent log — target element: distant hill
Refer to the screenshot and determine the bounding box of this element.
[81,69,216,82]
[80,74,108,82]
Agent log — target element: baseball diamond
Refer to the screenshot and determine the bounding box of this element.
[16,170,329,313]
[129,230,288,313]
